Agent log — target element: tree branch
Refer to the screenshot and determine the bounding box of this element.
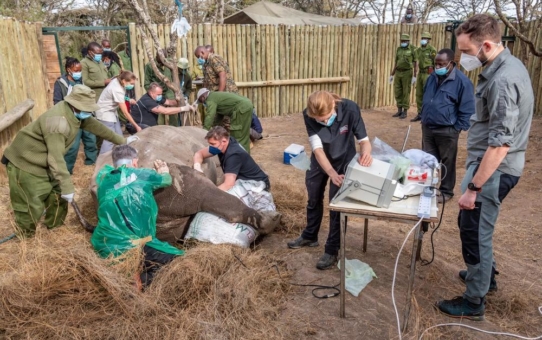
[494,0,542,57]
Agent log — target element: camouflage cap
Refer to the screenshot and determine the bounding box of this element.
[400,34,410,41]
[64,85,100,112]
[421,32,431,39]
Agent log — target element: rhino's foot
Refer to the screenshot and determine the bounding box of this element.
[257,211,282,236]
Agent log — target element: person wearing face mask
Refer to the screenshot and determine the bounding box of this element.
[412,32,437,122]
[194,46,238,94]
[287,91,373,270]
[81,42,111,101]
[390,34,418,119]
[103,50,122,78]
[420,48,475,203]
[1,85,137,238]
[101,39,112,51]
[400,6,418,24]
[435,14,534,321]
[193,126,270,192]
[53,57,98,174]
[96,71,142,154]
[127,82,193,134]
[143,49,180,126]
[196,88,253,153]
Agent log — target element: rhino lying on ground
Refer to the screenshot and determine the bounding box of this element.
[90,126,281,243]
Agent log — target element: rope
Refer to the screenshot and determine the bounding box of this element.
[0,233,16,245]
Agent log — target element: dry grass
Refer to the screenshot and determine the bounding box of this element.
[271,180,307,235]
[0,227,297,339]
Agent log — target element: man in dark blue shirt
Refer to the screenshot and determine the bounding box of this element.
[193,126,270,191]
[250,110,263,142]
[420,48,475,202]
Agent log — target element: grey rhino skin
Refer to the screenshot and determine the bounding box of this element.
[91,126,281,243]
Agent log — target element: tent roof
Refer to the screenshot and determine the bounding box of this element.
[223,1,360,25]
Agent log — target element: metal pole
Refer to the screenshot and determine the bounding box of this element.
[402,222,423,332]
[340,213,347,318]
[363,218,368,253]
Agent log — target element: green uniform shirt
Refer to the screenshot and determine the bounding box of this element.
[395,44,418,70]
[108,62,122,78]
[4,102,126,195]
[144,62,175,99]
[179,69,193,98]
[203,92,253,130]
[81,57,109,101]
[118,50,132,71]
[417,44,437,70]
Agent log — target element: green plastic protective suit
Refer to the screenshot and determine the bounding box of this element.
[91,165,185,258]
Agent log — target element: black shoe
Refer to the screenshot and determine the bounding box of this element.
[437,194,452,204]
[287,236,319,249]
[435,296,485,321]
[316,253,338,270]
[392,108,403,118]
[410,114,422,122]
[399,111,407,119]
[459,270,498,293]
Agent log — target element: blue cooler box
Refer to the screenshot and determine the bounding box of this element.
[284,144,305,165]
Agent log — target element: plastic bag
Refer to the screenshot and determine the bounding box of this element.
[337,258,377,297]
[372,137,410,179]
[91,165,184,258]
[185,212,258,248]
[402,149,439,169]
[290,152,311,171]
[227,179,276,212]
[171,17,191,38]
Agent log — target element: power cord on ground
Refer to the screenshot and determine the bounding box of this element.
[421,187,445,266]
[0,233,16,245]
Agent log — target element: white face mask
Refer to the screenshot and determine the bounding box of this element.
[460,42,501,72]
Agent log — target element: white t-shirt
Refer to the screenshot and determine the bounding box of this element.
[96,78,125,122]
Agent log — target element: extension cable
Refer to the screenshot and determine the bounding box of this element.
[392,219,542,340]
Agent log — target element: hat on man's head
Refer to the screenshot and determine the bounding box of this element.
[421,32,431,39]
[177,57,189,69]
[400,34,411,41]
[64,85,100,112]
[197,88,210,100]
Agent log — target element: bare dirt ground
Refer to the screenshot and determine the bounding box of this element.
[0,107,541,339]
[252,108,542,339]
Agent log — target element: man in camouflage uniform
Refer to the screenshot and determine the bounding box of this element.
[390,34,418,119]
[412,32,437,122]
[194,46,238,94]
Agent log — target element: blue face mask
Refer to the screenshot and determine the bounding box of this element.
[197,57,205,65]
[155,94,163,102]
[318,113,336,127]
[435,64,450,76]
[420,39,428,46]
[75,111,92,120]
[208,145,222,155]
[124,84,134,90]
[400,42,408,48]
[104,61,111,67]
[93,54,102,62]
[406,14,412,19]
[71,71,82,81]
[103,48,112,51]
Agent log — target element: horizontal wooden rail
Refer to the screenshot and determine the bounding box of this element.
[236,77,350,88]
[0,99,34,133]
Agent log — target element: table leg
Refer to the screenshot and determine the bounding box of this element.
[340,213,347,318]
[415,222,429,261]
[363,218,368,253]
[401,221,423,332]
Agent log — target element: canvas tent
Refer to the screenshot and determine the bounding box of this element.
[224,1,360,25]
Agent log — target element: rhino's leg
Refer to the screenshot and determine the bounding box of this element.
[156,216,192,244]
[154,164,281,234]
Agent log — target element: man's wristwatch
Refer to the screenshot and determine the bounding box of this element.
[468,182,482,192]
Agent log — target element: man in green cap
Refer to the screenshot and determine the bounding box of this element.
[390,34,418,119]
[196,88,253,153]
[144,49,180,126]
[2,85,139,237]
[177,57,193,100]
[412,32,437,122]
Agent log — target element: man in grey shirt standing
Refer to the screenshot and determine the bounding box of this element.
[436,14,534,320]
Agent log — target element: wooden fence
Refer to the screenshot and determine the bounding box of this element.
[129,23,452,117]
[0,18,50,149]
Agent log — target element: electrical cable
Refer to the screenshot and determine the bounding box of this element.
[392,216,424,340]
[421,187,445,266]
[0,233,16,245]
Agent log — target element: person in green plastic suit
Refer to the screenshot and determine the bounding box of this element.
[389,33,418,119]
[91,145,184,288]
